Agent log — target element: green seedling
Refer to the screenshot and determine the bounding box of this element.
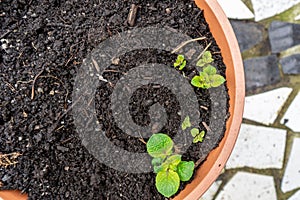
[196,50,214,67]
[147,133,195,197]
[174,54,186,70]
[190,128,205,143]
[181,115,206,143]
[181,116,191,130]
[192,50,225,89]
[191,65,225,89]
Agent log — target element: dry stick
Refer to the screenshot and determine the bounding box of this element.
[127,4,138,27]
[31,69,44,100]
[171,37,206,54]
[202,121,211,131]
[197,41,212,60]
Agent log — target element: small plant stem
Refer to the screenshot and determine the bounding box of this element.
[31,69,44,100]
[171,37,206,54]
[197,42,212,60]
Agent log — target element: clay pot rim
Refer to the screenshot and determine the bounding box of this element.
[0,0,244,199]
[174,0,245,199]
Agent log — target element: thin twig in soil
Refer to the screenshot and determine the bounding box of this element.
[0,30,11,39]
[194,158,203,168]
[171,37,206,54]
[197,42,212,60]
[31,69,44,100]
[202,121,211,131]
[0,152,22,168]
[127,4,138,27]
[137,132,146,144]
[200,105,208,110]
[3,80,16,92]
[92,57,100,73]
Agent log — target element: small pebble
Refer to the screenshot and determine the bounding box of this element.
[166,8,171,14]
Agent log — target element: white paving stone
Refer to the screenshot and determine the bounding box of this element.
[200,181,222,200]
[281,138,300,193]
[281,92,300,132]
[217,0,254,19]
[251,0,300,21]
[215,172,277,200]
[226,124,286,169]
[288,190,300,200]
[243,87,293,125]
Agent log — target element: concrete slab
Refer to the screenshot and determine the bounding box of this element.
[251,0,300,21]
[226,124,286,169]
[281,92,300,132]
[281,138,300,193]
[288,190,300,200]
[217,0,254,19]
[200,181,222,200]
[244,87,293,125]
[216,172,277,200]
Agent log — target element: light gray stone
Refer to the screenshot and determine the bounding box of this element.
[217,0,254,19]
[200,181,222,200]
[226,124,286,169]
[243,87,293,125]
[288,190,300,200]
[281,138,300,193]
[280,54,300,75]
[230,20,264,52]
[281,91,300,132]
[251,0,300,21]
[216,172,277,200]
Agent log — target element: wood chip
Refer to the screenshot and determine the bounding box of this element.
[127,4,138,27]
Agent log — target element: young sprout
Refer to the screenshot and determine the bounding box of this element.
[174,54,187,70]
[147,134,194,197]
[191,65,225,89]
[190,128,205,143]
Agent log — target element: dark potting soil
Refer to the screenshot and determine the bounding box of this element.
[0,0,229,199]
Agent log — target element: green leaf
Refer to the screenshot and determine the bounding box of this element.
[196,51,214,67]
[177,161,195,181]
[193,130,205,143]
[209,74,226,87]
[147,134,173,158]
[181,116,191,130]
[179,60,186,70]
[166,154,182,166]
[203,65,216,75]
[152,157,163,166]
[156,170,180,197]
[154,163,169,173]
[174,55,185,67]
[191,72,210,89]
[190,128,199,137]
[191,75,202,88]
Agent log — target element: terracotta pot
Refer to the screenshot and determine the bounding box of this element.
[0,0,244,199]
[174,0,245,199]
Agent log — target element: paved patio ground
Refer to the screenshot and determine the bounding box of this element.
[201,0,300,199]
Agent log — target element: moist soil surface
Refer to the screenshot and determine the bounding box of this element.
[0,0,229,199]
